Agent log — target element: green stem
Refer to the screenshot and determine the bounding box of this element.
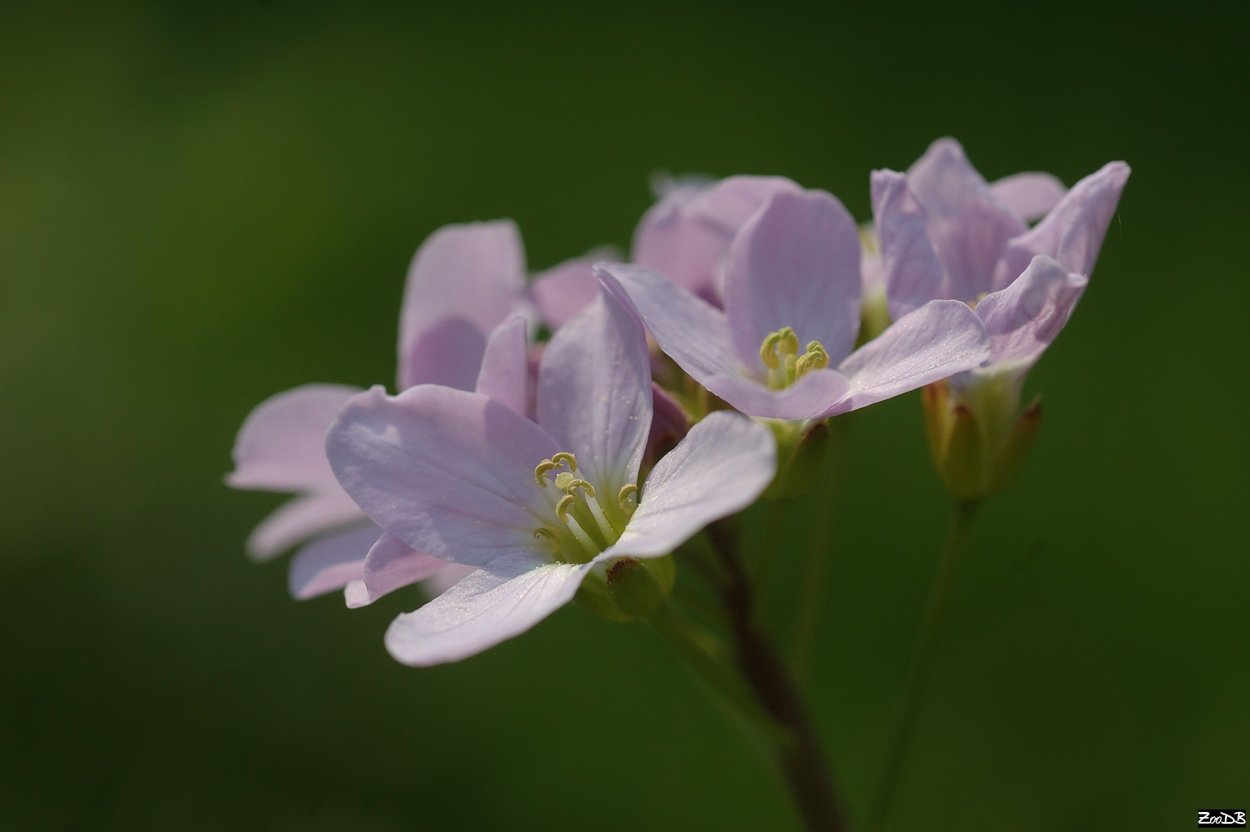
[869,499,979,830]
[704,521,849,832]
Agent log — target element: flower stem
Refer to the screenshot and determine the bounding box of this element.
[869,498,979,830]
[704,520,849,832]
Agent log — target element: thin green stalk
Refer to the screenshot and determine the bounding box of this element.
[870,499,979,830]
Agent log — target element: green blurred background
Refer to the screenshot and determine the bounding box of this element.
[2,2,1245,829]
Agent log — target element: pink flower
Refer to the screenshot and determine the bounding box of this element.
[325,290,776,665]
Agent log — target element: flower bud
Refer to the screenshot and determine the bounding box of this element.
[923,374,1042,501]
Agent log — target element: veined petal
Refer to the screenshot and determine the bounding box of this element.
[990,172,1067,224]
[907,138,1026,301]
[384,552,590,666]
[530,255,602,328]
[830,299,990,415]
[398,220,527,390]
[1000,161,1131,282]
[350,531,455,607]
[228,384,362,492]
[871,169,944,320]
[326,386,560,567]
[599,263,742,381]
[475,315,530,416]
[976,255,1087,369]
[598,412,775,561]
[725,189,862,367]
[633,175,801,300]
[245,490,365,561]
[287,524,376,600]
[705,369,850,422]
[537,289,652,490]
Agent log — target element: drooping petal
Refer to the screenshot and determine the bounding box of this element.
[536,289,652,490]
[633,175,801,300]
[871,170,944,320]
[999,161,1131,282]
[228,384,362,492]
[975,255,1088,369]
[598,412,775,561]
[907,138,1026,301]
[598,263,742,381]
[245,489,365,561]
[397,220,527,390]
[474,315,530,416]
[705,369,851,422]
[287,524,377,600]
[326,386,560,567]
[829,299,990,415]
[347,531,456,607]
[724,189,862,367]
[420,562,478,597]
[384,552,591,666]
[990,172,1067,224]
[530,255,603,328]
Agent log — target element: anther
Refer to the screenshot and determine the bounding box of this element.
[555,494,576,519]
[565,478,595,497]
[552,452,578,472]
[534,459,555,486]
[532,527,560,555]
[618,483,638,513]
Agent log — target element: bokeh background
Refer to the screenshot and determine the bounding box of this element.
[2,2,1246,830]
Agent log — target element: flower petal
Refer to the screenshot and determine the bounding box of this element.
[907,138,1025,301]
[990,172,1067,224]
[724,189,862,368]
[287,524,376,600]
[228,384,362,492]
[705,369,851,422]
[975,255,1087,369]
[598,412,775,561]
[633,175,801,300]
[1000,161,1130,281]
[397,220,527,390]
[346,531,456,607]
[474,315,530,416]
[384,552,590,666]
[598,263,741,380]
[871,169,944,320]
[536,289,651,490]
[326,386,560,567]
[830,299,990,414]
[530,255,602,328]
[245,490,365,561]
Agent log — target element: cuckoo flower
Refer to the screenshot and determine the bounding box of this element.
[229,219,565,601]
[604,187,991,423]
[325,290,776,666]
[633,175,802,303]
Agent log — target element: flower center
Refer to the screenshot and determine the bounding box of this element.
[759,327,829,389]
[531,452,637,564]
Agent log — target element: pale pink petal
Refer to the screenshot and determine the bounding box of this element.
[990,172,1067,224]
[598,263,742,380]
[474,315,529,416]
[326,386,560,567]
[536,290,651,489]
[421,562,478,597]
[1000,161,1131,282]
[598,412,775,561]
[287,524,377,600]
[530,255,602,328]
[228,384,362,492]
[397,220,527,390]
[384,552,591,666]
[907,138,1026,301]
[346,531,456,607]
[245,490,365,561]
[398,318,491,394]
[633,175,801,300]
[705,369,851,422]
[871,170,944,319]
[829,299,990,415]
[975,255,1087,369]
[724,189,862,368]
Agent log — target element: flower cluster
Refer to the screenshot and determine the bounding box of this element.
[230,138,1129,666]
